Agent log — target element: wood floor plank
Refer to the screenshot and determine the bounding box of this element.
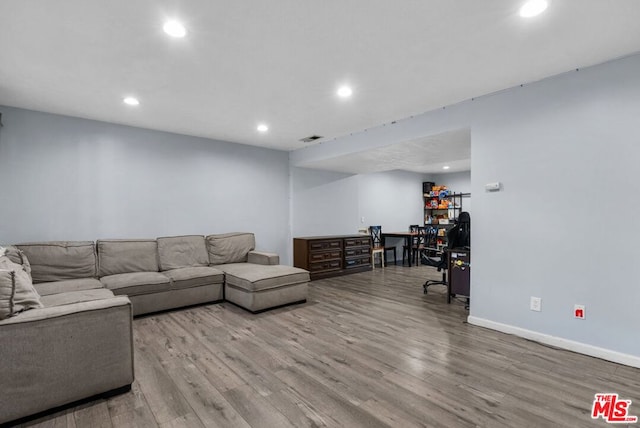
[73,400,112,428]
[18,265,640,428]
[262,387,330,428]
[221,384,297,428]
[273,366,391,428]
[21,409,76,428]
[164,359,252,428]
[107,382,158,428]
[133,324,195,425]
[157,412,205,428]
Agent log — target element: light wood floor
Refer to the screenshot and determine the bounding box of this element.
[20,265,640,428]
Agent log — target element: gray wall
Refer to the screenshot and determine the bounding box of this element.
[290,53,640,359]
[0,106,291,261]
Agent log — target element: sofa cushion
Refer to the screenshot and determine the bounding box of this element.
[97,239,158,277]
[218,263,310,292]
[206,233,255,265]
[247,251,280,266]
[40,288,115,308]
[16,241,97,283]
[163,266,225,290]
[157,235,209,271]
[33,278,103,297]
[0,256,44,320]
[0,271,12,320]
[100,272,171,296]
[3,245,32,278]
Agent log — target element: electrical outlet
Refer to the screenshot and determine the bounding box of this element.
[530,296,541,312]
[574,305,585,319]
[361,217,365,223]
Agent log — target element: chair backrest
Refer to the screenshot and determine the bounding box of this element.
[447,211,470,249]
[417,226,426,246]
[369,225,382,247]
[424,226,437,249]
[408,224,420,245]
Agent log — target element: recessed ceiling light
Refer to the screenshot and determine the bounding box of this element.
[442,165,450,170]
[257,124,269,132]
[519,0,548,18]
[163,20,186,38]
[337,86,353,98]
[123,97,140,106]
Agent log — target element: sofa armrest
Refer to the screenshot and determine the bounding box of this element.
[0,297,134,425]
[248,251,279,265]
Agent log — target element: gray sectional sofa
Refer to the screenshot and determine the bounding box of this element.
[0,232,308,425]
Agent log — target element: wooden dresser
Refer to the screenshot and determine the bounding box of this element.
[293,235,372,280]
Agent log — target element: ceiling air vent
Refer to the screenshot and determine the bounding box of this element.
[299,135,323,143]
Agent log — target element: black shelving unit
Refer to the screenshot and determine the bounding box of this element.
[422,182,470,251]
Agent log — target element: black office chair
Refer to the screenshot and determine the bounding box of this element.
[422,212,470,299]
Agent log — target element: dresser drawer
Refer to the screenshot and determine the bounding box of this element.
[310,260,342,272]
[309,250,342,262]
[344,237,370,248]
[309,239,342,251]
[344,256,371,269]
[344,247,369,257]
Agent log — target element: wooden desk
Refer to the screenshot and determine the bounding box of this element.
[381,232,418,266]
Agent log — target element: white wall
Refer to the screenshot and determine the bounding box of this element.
[470,56,640,361]
[291,167,424,235]
[290,167,359,237]
[357,170,424,231]
[0,106,292,261]
[290,53,640,363]
[291,167,424,261]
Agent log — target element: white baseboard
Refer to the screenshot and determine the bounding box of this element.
[467,316,640,369]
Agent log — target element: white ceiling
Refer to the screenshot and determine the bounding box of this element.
[299,128,471,174]
[2,0,640,158]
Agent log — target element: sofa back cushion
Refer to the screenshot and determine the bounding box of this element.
[0,256,44,320]
[97,239,159,277]
[206,232,255,265]
[16,241,97,283]
[157,235,209,271]
[2,245,32,278]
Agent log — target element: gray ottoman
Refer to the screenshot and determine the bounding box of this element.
[218,263,309,313]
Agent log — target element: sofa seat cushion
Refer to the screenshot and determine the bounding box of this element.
[100,272,171,296]
[33,278,103,296]
[163,266,225,290]
[218,263,310,292]
[40,288,115,308]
